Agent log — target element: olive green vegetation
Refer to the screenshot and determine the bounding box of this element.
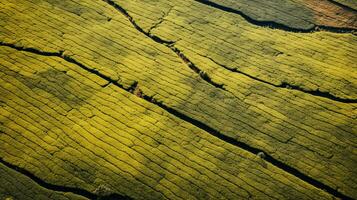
[0,162,88,200]
[197,0,316,29]
[199,0,357,29]
[0,0,356,199]
[0,46,333,199]
[116,0,357,100]
[111,0,357,196]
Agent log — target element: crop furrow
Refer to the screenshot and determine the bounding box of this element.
[103,0,356,103]
[203,55,357,103]
[0,157,132,200]
[194,0,357,33]
[103,0,225,90]
[1,42,353,200]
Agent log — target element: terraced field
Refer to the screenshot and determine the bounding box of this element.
[0,0,356,199]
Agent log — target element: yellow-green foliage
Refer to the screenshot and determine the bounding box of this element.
[0,163,88,200]
[0,46,334,199]
[120,0,357,99]
[0,0,356,199]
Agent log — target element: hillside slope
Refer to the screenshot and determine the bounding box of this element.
[0,0,356,199]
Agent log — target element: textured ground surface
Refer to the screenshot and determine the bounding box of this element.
[0,0,356,199]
